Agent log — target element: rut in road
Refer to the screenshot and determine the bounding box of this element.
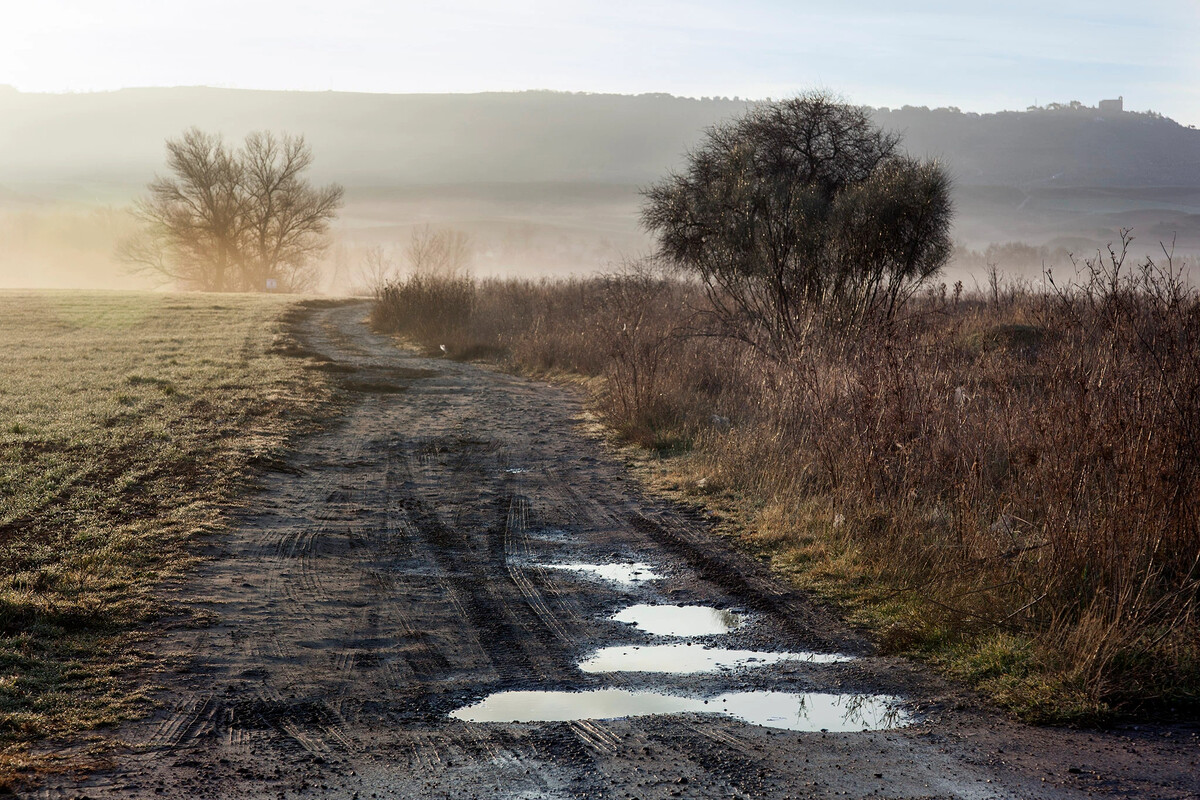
[42,303,1200,800]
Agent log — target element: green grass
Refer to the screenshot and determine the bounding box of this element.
[0,290,336,784]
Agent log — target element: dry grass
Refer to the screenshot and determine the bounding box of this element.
[373,248,1200,723]
[0,291,336,786]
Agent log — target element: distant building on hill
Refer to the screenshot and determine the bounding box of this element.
[1099,96,1124,114]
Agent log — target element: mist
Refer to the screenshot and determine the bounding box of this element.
[2,86,1199,292]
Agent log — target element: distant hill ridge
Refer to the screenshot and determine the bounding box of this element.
[1,88,1198,197]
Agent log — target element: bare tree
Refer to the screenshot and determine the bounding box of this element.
[120,128,342,292]
[239,132,343,292]
[121,129,245,291]
[358,245,398,295]
[405,225,473,277]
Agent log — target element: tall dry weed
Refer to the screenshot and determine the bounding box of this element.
[371,238,1199,717]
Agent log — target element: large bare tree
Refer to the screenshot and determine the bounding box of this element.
[121,128,343,292]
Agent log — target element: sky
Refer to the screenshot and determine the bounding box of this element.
[2,0,1198,125]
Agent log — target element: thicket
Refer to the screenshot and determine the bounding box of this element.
[370,235,1199,721]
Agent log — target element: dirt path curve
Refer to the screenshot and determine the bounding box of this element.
[43,303,1199,799]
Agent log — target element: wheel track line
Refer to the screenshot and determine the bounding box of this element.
[280,436,367,609]
[402,739,433,773]
[458,725,511,765]
[275,430,392,730]
[224,703,254,749]
[316,705,360,753]
[446,433,491,534]
[694,725,746,750]
[410,731,446,771]
[390,435,495,673]
[383,434,419,561]
[496,466,665,781]
[540,465,623,530]
[172,694,220,747]
[249,376,376,762]
[341,306,747,793]
[141,695,212,749]
[502,491,573,644]
[278,719,330,755]
[399,440,560,680]
[567,719,620,756]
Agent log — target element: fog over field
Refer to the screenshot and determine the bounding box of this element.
[3,86,1199,291]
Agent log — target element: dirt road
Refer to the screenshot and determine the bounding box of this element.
[42,303,1199,799]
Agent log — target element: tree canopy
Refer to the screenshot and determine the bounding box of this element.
[642,92,953,352]
[121,128,343,292]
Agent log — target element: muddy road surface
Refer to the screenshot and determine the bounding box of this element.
[43,304,1199,799]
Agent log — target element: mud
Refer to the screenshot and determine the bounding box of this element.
[40,303,1200,799]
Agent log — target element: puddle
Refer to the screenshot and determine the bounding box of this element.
[542,562,661,587]
[577,643,854,674]
[715,691,908,731]
[450,688,909,732]
[611,604,743,637]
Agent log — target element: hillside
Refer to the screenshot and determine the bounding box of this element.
[876,104,1200,188]
[2,87,1199,192]
[0,88,745,195]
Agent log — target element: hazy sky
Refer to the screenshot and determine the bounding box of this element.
[3,0,1197,124]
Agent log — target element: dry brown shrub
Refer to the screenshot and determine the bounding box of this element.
[370,236,1200,716]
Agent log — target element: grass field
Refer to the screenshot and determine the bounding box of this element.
[0,291,335,783]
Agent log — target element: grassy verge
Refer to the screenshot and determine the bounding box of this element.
[371,263,1200,724]
[0,291,339,786]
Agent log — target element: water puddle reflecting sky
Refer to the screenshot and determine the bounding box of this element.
[611,604,743,636]
[451,688,909,732]
[577,643,854,674]
[542,562,661,587]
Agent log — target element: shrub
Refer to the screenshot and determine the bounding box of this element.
[369,272,477,349]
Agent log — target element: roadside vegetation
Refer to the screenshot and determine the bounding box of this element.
[0,291,335,784]
[372,94,1199,723]
[372,240,1199,724]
